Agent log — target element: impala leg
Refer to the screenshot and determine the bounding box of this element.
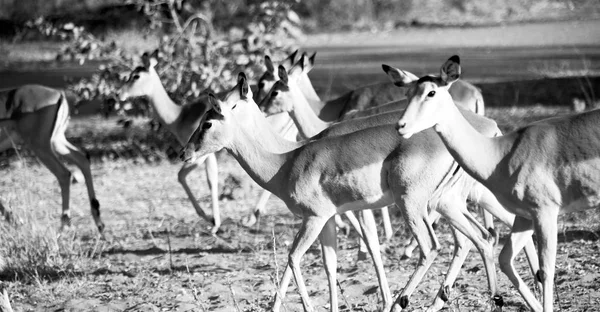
[403,210,441,260]
[357,209,392,310]
[342,211,367,260]
[380,206,393,242]
[436,194,498,306]
[53,137,105,232]
[319,216,339,312]
[177,158,213,224]
[533,209,559,312]
[427,227,473,312]
[498,216,542,312]
[243,190,271,227]
[474,186,540,288]
[204,153,220,233]
[278,215,329,312]
[32,146,72,230]
[392,203,439,312]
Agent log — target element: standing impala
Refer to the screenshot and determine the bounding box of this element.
[254,51,485,120]
[0,85,104,232]
[395,55,599,312]
[181,72,539,312]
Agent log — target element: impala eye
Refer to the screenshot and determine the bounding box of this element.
[271,91,279,97]
[202,122,212,130]
[427,91,436,97]
[258,82,265,89]
[132,74,140,81]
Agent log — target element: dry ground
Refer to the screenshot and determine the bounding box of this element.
[0,106,599,312]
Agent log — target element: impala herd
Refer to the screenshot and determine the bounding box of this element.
[0,48,596,312]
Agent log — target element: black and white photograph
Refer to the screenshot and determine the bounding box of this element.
[0,1,599,311]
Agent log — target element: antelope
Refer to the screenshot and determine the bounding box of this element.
[261,57,492,259]
[0,85,103,232]
[396,55,600,312]
[181,72,537,312]
[262,60,541,309]
[254,51,485,121]
[116,51,302,233]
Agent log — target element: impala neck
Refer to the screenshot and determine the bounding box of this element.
[260,112,303,152]
[434,103,512,184]
[147,80,183,133]
[227,116,292,196]
[298,74,324,113]
[289,90,332,138]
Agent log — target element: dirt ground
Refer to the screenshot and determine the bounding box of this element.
[1,113,599,311]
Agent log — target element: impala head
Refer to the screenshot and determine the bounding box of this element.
[260,54,310,115]
[181,72,257,163]
[118,50,161,102]
[391,55,462,139]
[255,49,299,104]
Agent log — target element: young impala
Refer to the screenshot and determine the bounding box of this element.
[395,55,599,312]
[0,85,103,232]
[181,72,538,312]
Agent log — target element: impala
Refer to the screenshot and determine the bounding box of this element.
[260,57,492,258]
[395,55,597,312]
[263,61,541,310]
[254,51,485,121]
[0,85,103,231]
[181,72,537,312]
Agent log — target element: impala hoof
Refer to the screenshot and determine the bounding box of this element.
[60,215,72,230]
[493,295,504,307]
[440,285,451,302]
[488,227,499,246]
[399,295,409,309]
[536,269,546,283]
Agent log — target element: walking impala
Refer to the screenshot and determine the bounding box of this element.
[394,55,600,312]
[181,72,538,312]
[0,85,104,231]
[117,50,300,232]
[260,56,493,258]
[254,51,485,120]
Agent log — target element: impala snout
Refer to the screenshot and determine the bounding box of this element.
[396,118,414,139]
[179,144,197,163]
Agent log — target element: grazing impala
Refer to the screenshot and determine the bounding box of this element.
[181,72,538,312]
[394,55,598,312]
[0,85,103,232]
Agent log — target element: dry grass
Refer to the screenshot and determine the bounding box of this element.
[0,107,599,311]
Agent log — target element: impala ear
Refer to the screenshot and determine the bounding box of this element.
[264,55,275,73]
[440,55,461,84]
[148,49,159,68]
[382,64,418,86]
[277,65,288,85]
[302,52,316,72]
[281,49,299,70]
[207,93,222,115]
[308,52,316,67]
[141,52,150,68]
[237,72,250,99]
[288,54,305,77]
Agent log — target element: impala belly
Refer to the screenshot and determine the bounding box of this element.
[336,191,394,214]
